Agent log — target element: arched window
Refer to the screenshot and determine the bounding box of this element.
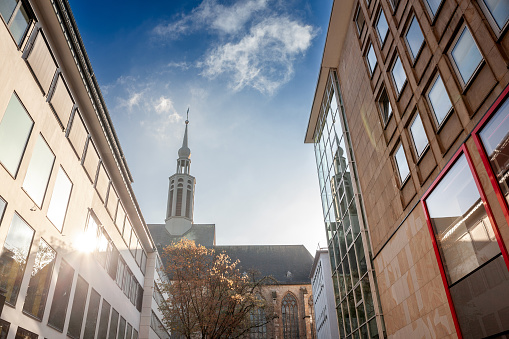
[185,189,192,218]
[249,306,267,339]
[168,188,173,217]
[282,293,299,338]
[176,184,183,216]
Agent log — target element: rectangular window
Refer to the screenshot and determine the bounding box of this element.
[366,43,377,75]
[107,245,119,280]
[123,217,132,245]
[0,0,32,46]
[115,202,126,234]
[67,111,87,159]
[0,197,5,222]
[427,74,452,126]
[116,258,126,288]
[47,167,72,231]
[22,135,55,207]
[82,289,101,339]
[67,275,89,339]
[378,88,392,125]
[118,317,126,339]
[126,323,132,339]
[22,239,56,319]
[423,149,509,338]
[151,311,170,339]
[26,32,57,94]
[47,260,75,331]
[97,299,111,339]
[95,163,109,202]
[394,144,410,183]
[136,283,143,312]
[133,329,138,339]
[83,140,99,183]
[376,9,389,45]
[0,213,34,305]
[0,93,33,176]
[130,231,138,257]
[14,327,37,339]
[405,16,424,60]
[141,250,147,275]
[108,308,119,339]
[479,0,509,34]
[451,26,483,86]
[355,6,365,36]
[135,240,142,265]
[49,74,74,128]
[391,55,407,95]
[106,185,118,219]
[0,319,10,339]
[409,113,428,157]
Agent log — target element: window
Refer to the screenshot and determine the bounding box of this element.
[67,276,89,339]
[133,329,138,339]
[0,93,33,176]
[126,323,133,339]
[115,202,126,233]
[378,88,392,125]
[427,74,452,126]
[423,149,509,337]
[49,74,74,128]
[366,43,377,75]
[394,144,410,183]
[141,250,147,274]
[0,213,34,305]
[424,0,443,17]
[0,319,10,339]
[47,260,75,331]
[47,167,72,231]
[0,197,5,223]
[376,9,389,45]
[83,140,99,183]
[22,239,56,319]
[0,0,32,46]
[150,311,170,339]
[355,6,365,35]
[405,16,424,60]
[118,317,126,339]
[97,300,111,339]
[282,294,299,338]
[67,111,87,159]
[22,135,55,207]
[478,0,509,34]
[95,163,109,202]
[14,327,37,339]
[26,32,57,94]
[106,185,118,219]
[451,26,483,85]
[249,306,267,338]
[409,113,428,157]
[108,308,119,339]
[82,289,101,339]
[123,217,132,245]
[391,55,407,95]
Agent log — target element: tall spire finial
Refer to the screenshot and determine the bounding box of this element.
[185,108,189,125]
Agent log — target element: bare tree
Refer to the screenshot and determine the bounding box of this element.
[158,239,275,339]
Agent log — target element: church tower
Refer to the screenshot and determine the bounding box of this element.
[165,115,195,235]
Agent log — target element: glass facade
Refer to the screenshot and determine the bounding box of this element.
[313,71,384,338]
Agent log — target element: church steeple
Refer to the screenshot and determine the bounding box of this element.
[165,111,196,235]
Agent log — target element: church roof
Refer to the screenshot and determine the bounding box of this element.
[215,245,313,285]
[148,223,216,249]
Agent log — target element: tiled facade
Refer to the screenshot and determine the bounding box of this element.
[307,0,509,337]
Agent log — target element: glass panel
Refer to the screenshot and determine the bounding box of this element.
[348,292,358,330]
[0,319,10,339]
[394,144,410,183]
[97,300,111,339]
[22,135,55,207]
[68,111,87,159]
[410,113,428,157]
[9,4,29,46]
[449,255,509,338]
[425,154,500,284]
[0,94,33,176]
[14,327,37,339]
[391,56,406,94]
[479,98,509,202]
[118,317,126,339]
[428,75,452,125]
[0,213,34,305]
[406,16,424,59]
[355,236,367,277]
[349,246,360,287]
[378,89,392,125]
[362,275,375,318]
[126,323,132,339]
[376,10,389,44]
[0,198,5,222]
[0,0,16,22]
[23,239,56,319]
[48,260,75,331]
[425,0,442,15]
[67,276,89,339]
[483,0,509,30]
[355,6,365,34]
[368,317,379,338]
[47,167,72,231]
[132,329,138,339]
[452,27,483,84]
[367,44,377,74]
[108,308,119,339]
[83,289,101,339]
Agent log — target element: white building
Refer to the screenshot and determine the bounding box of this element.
[0,0,168,338]
[310,249,339,339]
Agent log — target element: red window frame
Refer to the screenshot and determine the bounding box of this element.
[472,84,509,269]
[420,143,509,339]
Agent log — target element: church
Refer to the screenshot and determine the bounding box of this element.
[148,118,316,339]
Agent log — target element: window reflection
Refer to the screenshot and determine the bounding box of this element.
[366,43,377,74]
[425,0,442,16]
[394,144,410,183]
[428,75,452,125]
[22,135,55,207]
[47,167,72,231]
[410,113,428,157]
[405,16,424,60]
[376,10,389,44]
[451,27,483,84]
[483,0,509,30]
[391,55,406,95]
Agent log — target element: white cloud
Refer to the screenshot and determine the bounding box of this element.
[154,96,175,113]
[119,91,144,111]
[153,0,268,38]
[167,61,191,70]
[201,17,315,94]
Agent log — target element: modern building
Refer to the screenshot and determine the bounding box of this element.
[309,249,340,339]
[307,0,509,337]
[149,121,317,339]
[0,0,167,338]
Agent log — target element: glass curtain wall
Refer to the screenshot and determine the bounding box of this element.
[313,70,385,338]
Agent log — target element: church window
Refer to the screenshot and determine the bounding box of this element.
[185,189,192,218]
[168,188,173,217]
[249,306,267,338]
[282,293,299,338]
[176,184,183,216]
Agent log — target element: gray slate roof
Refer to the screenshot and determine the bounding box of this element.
[215,245,313,285]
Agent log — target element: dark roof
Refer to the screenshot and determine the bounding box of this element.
[148,223,216,249]
[215,245,313,285]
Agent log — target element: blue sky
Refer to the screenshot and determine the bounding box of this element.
[69,0,331,253]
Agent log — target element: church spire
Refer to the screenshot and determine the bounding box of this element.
[177,109,191,174]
